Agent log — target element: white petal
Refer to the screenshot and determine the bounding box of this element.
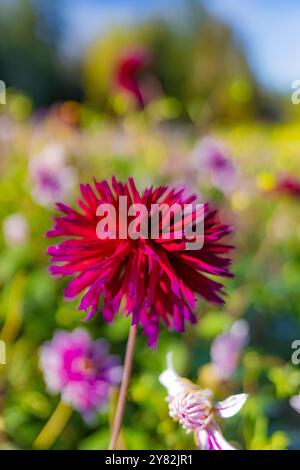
[214,393,248,418]
[159,352,193,396]
[195,428,211,450]
[195,421,236,450]
[290,395,300,414]
[208,421,236,450]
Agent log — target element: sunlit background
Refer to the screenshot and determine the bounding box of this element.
[1,0,300,450]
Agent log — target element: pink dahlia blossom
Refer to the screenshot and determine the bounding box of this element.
[210,320,249,380]
[47,177,232,348]
[160,353,248,450]
[40,328,122,418]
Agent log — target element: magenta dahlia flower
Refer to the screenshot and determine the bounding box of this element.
[47,177,232,348]
[115,47,150,108]
[40,328,122,418]
[160,353,248,450]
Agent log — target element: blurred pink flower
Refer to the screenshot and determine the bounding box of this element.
[40,328,122,418]
[210,320,249,380]
[191,137,238,194]
[160,353,248,450]
[290,395,300,414]
[29,144,76,207]
[275,175,300,199]
[3,213,29,246]
[0,115,15,146]
[115,47,151,109]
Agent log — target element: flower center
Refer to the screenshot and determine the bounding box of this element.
[169,390,212,430]
[77,357,95,374]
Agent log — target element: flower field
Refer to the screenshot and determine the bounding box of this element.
[1,98,300,449]
[1,0,300,452]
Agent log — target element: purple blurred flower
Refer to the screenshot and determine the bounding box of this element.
[29,144,76,207]
[191,138,238,194]
[290,395,300,414]
[210,320,249,380]
[160,353,248,450]
[3,213,29,246]
[40,328,122,418]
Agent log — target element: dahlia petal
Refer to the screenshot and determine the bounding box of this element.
[182,305,197,323]
[159,352,196,397]
[140,312,159,348]
[195,428,212,450]
[64,271,100,299]
[195,421,236,450]
[103,302,115,322]
[173,306,185,332]
[79,286,100,318]
[214,393,248,418]
[179,280,195,309]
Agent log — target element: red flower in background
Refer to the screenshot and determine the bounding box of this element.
[115,47,151,109]
[275,175,300,199]
[47,177,233,348]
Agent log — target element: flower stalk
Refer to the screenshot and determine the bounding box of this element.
[109,324,138,450]
[33,400,73,450]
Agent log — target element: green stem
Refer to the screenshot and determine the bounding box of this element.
[33,400,73,450]
[108,324,138,450]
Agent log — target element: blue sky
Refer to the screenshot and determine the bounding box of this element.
[203,0,300,93]
[62,0,300,93]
